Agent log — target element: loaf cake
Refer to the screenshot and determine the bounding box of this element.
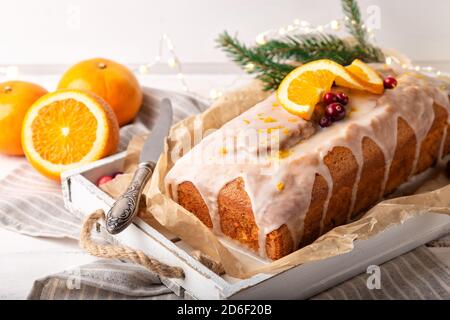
[165,69,450,260]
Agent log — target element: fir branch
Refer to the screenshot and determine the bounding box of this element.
[216,32,294,90]
[341,0,384,62]
[216,0,385,90]
[341,0,367,45]
[258,34,361,65]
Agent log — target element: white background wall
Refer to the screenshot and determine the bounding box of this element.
[0,0,449,66]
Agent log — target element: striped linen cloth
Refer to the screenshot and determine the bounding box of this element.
[27,260,180,300]
[311,244,449,300]
[1,88,449,299]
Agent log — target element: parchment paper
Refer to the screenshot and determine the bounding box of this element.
[102,80,450,279]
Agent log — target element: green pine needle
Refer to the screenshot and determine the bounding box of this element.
[341,0,385,62]
[341,0,366,45]
[258,34,362,65]
[216,32,294,90]
[216,0,385,91]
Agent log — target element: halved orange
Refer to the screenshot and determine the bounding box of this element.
[277,59,367,120]
[345,59,384,94]
[22,89,119,180]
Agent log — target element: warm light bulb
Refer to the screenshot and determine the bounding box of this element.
[209,89,223,99]
[300,20,309,27]
[330,20,341,30]
[245,63,255,72]
[255,34,267,45]
[139,65,149,75]
[385,57,392,65]
[168,57,177,68]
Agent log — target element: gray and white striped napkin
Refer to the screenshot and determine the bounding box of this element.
[0,88,449,300]
[311,244,449,299]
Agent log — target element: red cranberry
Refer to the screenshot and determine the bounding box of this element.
[323,92,337,104]
[383,76,397,89]
[335,92,349,105]
[112,171,123,178]
[325,102,346,121]
[97,175,113,186]
[446,161,450,179]
[319,116,333,128]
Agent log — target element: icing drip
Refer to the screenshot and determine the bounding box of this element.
[165,70,450,257]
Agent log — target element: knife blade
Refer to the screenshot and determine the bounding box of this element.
[106,98,173,234]
[139,99,173,163]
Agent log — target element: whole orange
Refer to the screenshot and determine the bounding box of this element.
[0,81,48,156]
[58,58,143,126]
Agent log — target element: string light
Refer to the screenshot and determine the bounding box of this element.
[0,23,446,104]
[209,88,223,100]
[138,64,150,75]
[133,33,201,98]
[244,63,256,72]
[330,20,341,30]
[384,55,444,77]
[300,20,310,27]
[167,57,178,68]
[385,56,393,65]
[255,33,268,45]
[256,17,345,44]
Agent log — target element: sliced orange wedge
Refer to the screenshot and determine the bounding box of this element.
[277,59,366,119]
[345,59,384,94]
[22,89,119,180]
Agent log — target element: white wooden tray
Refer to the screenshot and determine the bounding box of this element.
[61,151,450,300]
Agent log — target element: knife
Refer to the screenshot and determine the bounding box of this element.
[105,98,173,234]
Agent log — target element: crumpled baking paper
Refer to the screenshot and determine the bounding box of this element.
[102,80,450,279]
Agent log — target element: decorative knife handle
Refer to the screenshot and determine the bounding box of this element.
[106,161,155,234]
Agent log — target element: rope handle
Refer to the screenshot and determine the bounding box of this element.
[79,209,184,279]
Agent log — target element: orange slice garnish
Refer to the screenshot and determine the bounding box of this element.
[277,59,366,120]
[22,89,119,180]
[345,59,384,94]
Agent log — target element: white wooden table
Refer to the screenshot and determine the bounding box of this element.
[1,68,449,299]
